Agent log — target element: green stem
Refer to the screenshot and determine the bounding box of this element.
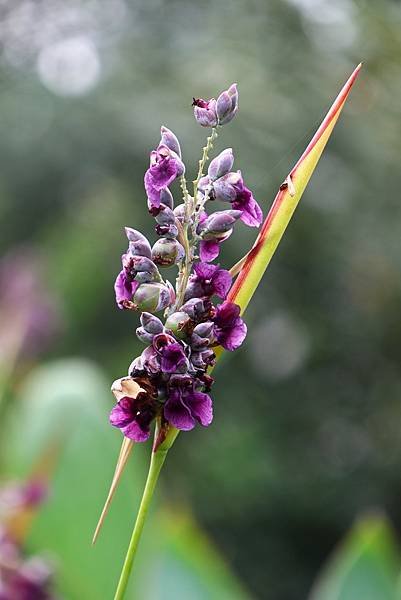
[113,426,178,600]
[193,127,218,200]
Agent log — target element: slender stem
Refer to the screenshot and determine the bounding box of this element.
[193,127,218,200]
[113,445,168,600]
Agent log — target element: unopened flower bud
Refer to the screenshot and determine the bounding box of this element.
[155,204,178,238]
[193,322,214,339]
[216,83,238,125]
[181,297,213,321]
[191,322,215,349]
[201,210,242,240]
[140,312,164,334]
[213,171,242,202]
[208,148,234,181]
[191,348,216,369]
[155,205,175,226]
[136,327,155,344]
[173,204,188,223]
[159,188,174,210]
[192,97,218,127]
[127,255,161,282]
[125,227,148,244]
[165,311,191,339]
[160,126,181,158]
[133,283,172,313]
[128,239,152,258]
[151,238,185,267]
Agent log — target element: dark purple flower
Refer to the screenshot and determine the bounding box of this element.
[232,184,263,227]
[110,377,158,442]
[185,263,232,300]
[159,342,188,373]
[212,301,247,351]
[164,375,213,431]
[213,171,263,227]
[144,146,184,213]
[114,269,139,308]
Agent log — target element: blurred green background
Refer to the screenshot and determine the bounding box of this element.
[1,0,401,598]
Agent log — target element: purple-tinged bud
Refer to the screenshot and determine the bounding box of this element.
[151,238,185,267]
[200,210,242,239]
[125,255,161,282]
[125,227,150,245]
[165,311,191,339]
[213,171,242,202]
[181,297,213,321]
[190,322,215,349]
[193,321,214,339]
[128,239,152,258]
[136,327,154,344]
[160,126,181,158]
[216,83,238,125]
[155,205,178,238]
[140,312,164,334]
[192,97,218,127]
[208,148,234,181]
[198,175,212,193]
[173,203,191,225]
[159,188,174,210]
[155,204,175,226]
[133,283,173,313]
[191,348,216,369]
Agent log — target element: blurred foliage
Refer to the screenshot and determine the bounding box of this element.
[310,514,401,600]
[0,0,401,598]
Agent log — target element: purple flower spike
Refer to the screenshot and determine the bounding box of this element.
[212,301,247,351]
[164,375,213,430]
[185,263,232,300]
[114,270,139,309]
[145,146,184,213]
[192,97,218,127]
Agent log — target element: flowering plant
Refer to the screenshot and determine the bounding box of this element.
[94,67,362,599]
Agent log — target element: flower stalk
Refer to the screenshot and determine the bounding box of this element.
[113,425,178,600]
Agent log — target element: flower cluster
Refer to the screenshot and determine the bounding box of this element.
[110,84,262,444]
[0,480,55,600]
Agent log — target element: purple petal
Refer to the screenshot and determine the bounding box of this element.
[186,391,213,426]
[120,420,150,442]
[109,397,134,428]
[212,269,232,299]
[232,186,263,227]
[200,240,220,262]
[160,343,188,373]
[114,271,139,308]
[164,389,195,431]
[216,318,247,351]
[109,397,152,442]
[193,262,219,280]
